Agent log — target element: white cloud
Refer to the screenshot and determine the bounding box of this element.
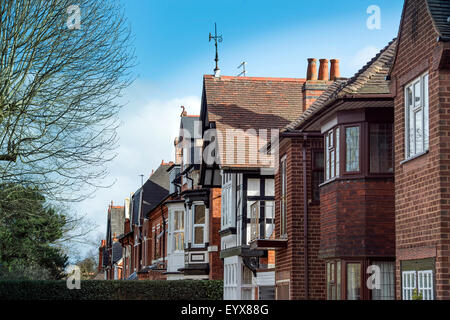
[350,45,379,71]
[72,90,201,257]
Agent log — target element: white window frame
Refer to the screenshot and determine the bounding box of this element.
[402,271,416,300]
[172,210,184,252]
[402,270,434,300]
[405,73,429,159]
[192,203,206,248]
[221,172,235,229]
[418,270,434,300]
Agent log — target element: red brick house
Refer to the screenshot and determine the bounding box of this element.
[118,161,172,280]
[282,40,398,300]
[273,59,338,300]
[389,0,450,300]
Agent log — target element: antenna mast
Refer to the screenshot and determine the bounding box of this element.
[209,23,223,77]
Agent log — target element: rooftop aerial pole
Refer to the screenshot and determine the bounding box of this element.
[209,23,223,77]
[237,61,247,77]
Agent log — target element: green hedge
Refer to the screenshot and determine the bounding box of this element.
[0,280,223,300]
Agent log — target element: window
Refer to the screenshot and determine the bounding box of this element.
[347,263,361,300]
[402,270,434,300]
[325,127,340,181]
[250,202,259,241]
[402,271,416,300]
[370,124,393,173]
[173,211,184,251]
[312,151,324,202]
[327,261,341,300]
[372,261,395,300]
[280,156,287,237]
[418,270,434,300]
[345,127,360,172]
[222,173,234,228]
[405,73,429,159]
[193,205,205,246]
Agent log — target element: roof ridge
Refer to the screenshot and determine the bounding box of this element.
[204,74,306,82]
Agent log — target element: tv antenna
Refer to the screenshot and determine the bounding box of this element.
[237,61,247,77]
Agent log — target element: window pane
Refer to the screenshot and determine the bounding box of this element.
[330,151,335,178]
[372,261,395,300]
[336,128,340,177]
[346,127,360,172]
[194,205,205,224]
[415,109,423,154]
[247,178,260,196]
[336,261,341,300]
[265,179,275,197]
[347,263,361,300]
[414,81,421,107]
[325,137,330,181]
[370,124,393,173]
[194,226,204,244]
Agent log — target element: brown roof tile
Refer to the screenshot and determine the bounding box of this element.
[203,75,305,168]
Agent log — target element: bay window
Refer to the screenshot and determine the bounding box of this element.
[325,127,339,181]
[346,263,361,300]
[172,210,184,251]
[405,73,429,159]
[345,126,360,172]
[193,205,205,246]
[222,173,234,228]
[370,124,393,173]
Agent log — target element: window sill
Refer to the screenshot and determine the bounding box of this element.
[400,150,429,165]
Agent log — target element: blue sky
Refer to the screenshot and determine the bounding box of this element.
[73,0,404,259]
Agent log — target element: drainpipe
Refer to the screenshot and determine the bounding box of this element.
[303,136,309,300]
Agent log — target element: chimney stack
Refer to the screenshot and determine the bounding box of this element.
[330,59,340,80]
[306,58,318,80]
[318,59,329,81]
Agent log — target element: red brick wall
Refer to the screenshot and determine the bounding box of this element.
[275,137,325,300]
[391,0,450,299]
[319,179,395,258]
[209,188,223,280]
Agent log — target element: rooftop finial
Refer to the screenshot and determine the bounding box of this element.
[209,23,223,77]
[180,105,187,117]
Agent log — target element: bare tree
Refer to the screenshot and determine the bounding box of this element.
[0,0,135,201]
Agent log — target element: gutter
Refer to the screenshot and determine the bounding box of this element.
[302,136,309,300]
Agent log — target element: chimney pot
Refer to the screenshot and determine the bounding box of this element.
[307,58,318,80]
[330,59,340,80]
[318,59,329,81]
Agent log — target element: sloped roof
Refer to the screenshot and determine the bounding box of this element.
[285,38,397,132]
[131,163,171,224]
[427,0,450,39]
[202,75,305,168]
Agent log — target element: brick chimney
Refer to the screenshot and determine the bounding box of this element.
[330,59,340,80]
[302,58,334,111]
[318,59,329,81]
[306,58,318,80]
